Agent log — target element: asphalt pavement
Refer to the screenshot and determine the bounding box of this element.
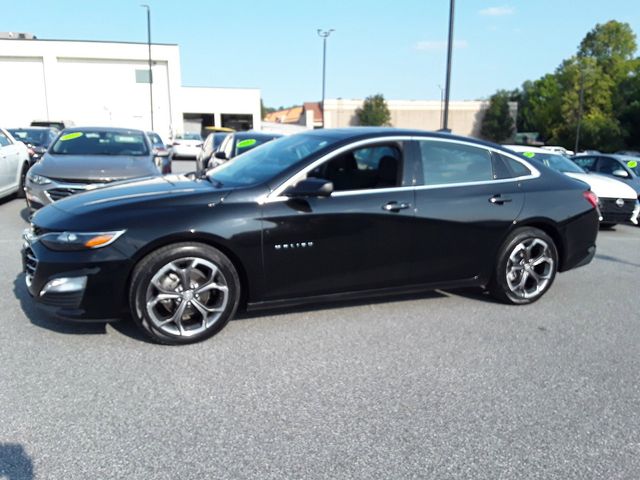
[1,168,639,479]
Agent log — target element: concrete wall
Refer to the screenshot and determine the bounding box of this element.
[323,99,517,138]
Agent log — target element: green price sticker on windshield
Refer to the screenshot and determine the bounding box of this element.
[628,160,638,169]
[237,139,257,149]
[522,151,535,158]
[60,132,83,141]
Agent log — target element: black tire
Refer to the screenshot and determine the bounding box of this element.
[599,223,617,230]
[16,163,28,199]
[488,227,558,305]
[129,242,241,345]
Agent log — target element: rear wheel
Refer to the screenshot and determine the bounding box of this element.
[129,242,240,345]
[599,222,617,230]
[489,227,558,305]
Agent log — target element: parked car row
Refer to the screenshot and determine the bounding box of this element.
[21,128,600,345]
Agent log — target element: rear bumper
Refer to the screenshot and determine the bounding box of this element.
[559,208,599,272]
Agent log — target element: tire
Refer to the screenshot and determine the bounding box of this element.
[129,242,241,345]
[599,223,617,230]
[16,163,28,199]
[488,227,558,305]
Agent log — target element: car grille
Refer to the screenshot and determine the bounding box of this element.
[600,198,637,223]
[46,187,85,201]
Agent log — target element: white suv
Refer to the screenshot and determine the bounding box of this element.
[0,128,30,200]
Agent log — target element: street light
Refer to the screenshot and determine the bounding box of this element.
[317,29,334,128]
[141,4,154,131]
[441,0,455,132]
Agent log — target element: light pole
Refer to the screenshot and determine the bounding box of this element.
[441,0,455,132]
[575,63,587,153]
[141,4,154,131]
[438,84,444,129]
[317,29,334,128]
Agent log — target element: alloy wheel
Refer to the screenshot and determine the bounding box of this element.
[505,238,555,300]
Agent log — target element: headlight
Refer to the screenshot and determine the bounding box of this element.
[28,173,52,185]
[39,231,125,251]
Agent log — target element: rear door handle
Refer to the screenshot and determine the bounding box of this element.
[383,201,411,212]
[489,194,512,205]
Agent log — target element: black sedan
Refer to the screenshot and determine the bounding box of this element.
[22,128,599,345]
[8,127,59,165]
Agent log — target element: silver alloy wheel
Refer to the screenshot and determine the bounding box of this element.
[145,257,229,337]
[505,238,554,300]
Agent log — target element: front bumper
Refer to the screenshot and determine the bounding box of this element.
[25,178,107,211]
[21,233,133,321]
[599,197,640,225]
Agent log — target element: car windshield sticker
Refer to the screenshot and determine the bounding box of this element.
[237,139,257,149]
[60,132,83,141]
[627,160,638,169]
[522,152,535,158]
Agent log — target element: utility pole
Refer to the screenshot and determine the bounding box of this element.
[141,4,154,131]
[575,66,585,153]
[442,0,455,132]
[317,29,334,128]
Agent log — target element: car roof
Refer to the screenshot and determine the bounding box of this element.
[8,126,57,131]
[233,131,283,139]
[60,126,146,134]
[503,145,556,154]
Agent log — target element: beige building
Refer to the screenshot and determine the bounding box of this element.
[323,99,517,137]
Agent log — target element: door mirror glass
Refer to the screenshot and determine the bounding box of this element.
[612,169,629,178]
[284,178,333,197]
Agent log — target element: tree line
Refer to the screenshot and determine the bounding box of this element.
[481,20,640,151]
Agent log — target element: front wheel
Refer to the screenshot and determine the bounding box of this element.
[129,242,241,345]
[16,163,28,199]
[488,227,558,305]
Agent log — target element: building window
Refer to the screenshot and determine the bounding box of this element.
[135,69,151,83]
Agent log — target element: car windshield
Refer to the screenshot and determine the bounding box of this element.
[50,130,149,156]
[177,133,202,141]
[148,133,163,146]
[621,157,639,175]
[234,136,277,156]
[519,151,585,173]
[209,133,339,187]
[8,128,50,146]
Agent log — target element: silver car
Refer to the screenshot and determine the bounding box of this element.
[25,127,169,211]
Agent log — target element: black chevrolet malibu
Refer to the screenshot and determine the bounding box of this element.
[22,128,599,345]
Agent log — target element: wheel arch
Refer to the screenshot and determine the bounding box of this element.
[126,232,252,310]
[510,219,566,271]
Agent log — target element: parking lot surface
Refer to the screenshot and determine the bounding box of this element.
[0,181,639,479]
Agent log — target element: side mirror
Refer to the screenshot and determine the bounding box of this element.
[214,151,227,160]
[153,149,170,158]
[612,169,629,178]
[284,178,333,197]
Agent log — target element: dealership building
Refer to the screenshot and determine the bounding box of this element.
[0,34,261,141]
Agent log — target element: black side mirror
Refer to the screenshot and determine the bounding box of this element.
[612,169,629,179]
[284,178,333,197]
[214,151,227,160]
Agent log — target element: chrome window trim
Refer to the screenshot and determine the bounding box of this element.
[261,135,540,204]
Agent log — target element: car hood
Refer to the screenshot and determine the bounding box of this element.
[564,172,637,199]
[33,153,159,181]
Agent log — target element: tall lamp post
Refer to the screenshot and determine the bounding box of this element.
[441,0,455,132]
[574,63,587,154]
[141,4,154,131]
[317,29,334,128]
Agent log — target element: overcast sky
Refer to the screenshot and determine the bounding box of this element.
[5,0,640,107]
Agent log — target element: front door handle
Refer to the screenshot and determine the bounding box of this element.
[383,201,411,212]
[489,194,512,205]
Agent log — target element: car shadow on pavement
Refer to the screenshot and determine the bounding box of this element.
[0,443,34,480]
[441,287,505,304]
[19,206,32,224]
[595,254,640,268]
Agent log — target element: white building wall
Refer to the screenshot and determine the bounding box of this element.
[181,86,261,131]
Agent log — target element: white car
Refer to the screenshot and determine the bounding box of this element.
[506,145,639,227]
[541,145,574,156]
[0,128,30,200]
[171,133,202,159]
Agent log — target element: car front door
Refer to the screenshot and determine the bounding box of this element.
[0,130,18,195]
[260,140,417,301]
[410,139,527,285]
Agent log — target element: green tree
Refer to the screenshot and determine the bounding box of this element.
[480,90,515,142]
[517,75,563,140]
[356,94,391,126]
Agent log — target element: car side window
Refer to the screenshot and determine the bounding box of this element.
[310,144,403,191]
[495,153,532,178]
[573,156,596,171]
[0,131,11,147]
[418,140,493,186]
[596,157,621,174]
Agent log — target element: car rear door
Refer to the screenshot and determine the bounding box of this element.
[410,139,527,284]
[260,139,417,301]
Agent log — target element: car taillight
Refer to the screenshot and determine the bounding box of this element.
[583,190,599,209]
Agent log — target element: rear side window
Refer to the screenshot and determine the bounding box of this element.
[596,157,622,175]
[0,131,12,147]
[573,156,596,171]
[496,153,532,177]
[418,141,493,186]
